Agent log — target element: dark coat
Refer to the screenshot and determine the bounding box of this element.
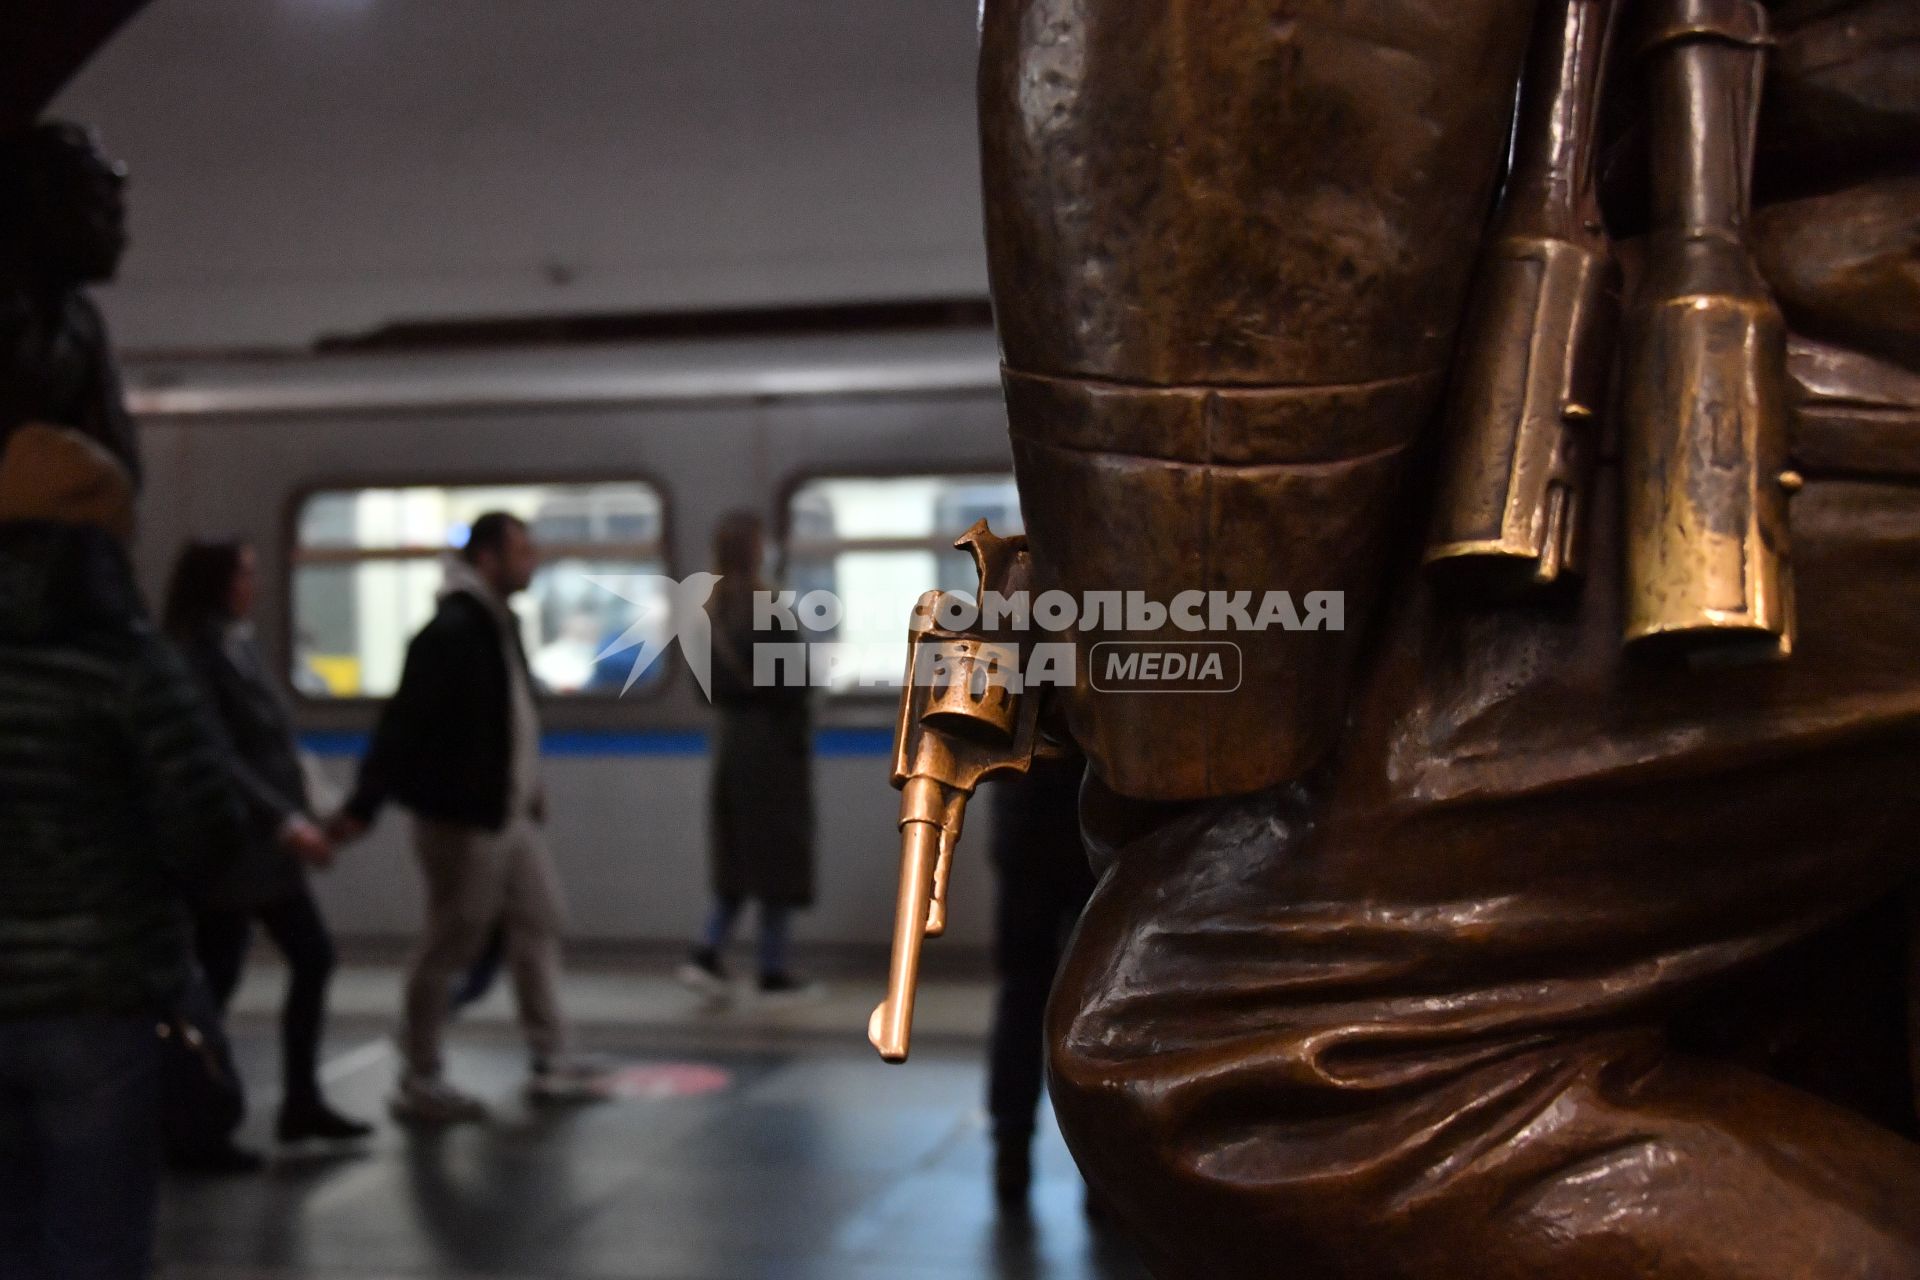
[0,522,247,1018]
[707,596,814,906]
[174,620,310,910]
[345,589,526,832]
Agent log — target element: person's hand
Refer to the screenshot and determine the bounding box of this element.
[324,811,368,847]
[280,815,335,869]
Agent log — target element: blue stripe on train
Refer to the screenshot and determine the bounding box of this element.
[299,727,895,759]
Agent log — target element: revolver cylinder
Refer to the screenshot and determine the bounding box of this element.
[870,776,947,1064]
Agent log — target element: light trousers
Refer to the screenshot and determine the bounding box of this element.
[401,816,568,1077]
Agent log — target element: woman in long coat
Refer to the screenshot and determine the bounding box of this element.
[676,511,816,998]
[164,540,371,1142]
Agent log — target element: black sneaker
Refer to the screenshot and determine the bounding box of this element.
[277,1099,375,1143]
[675,947,730,998]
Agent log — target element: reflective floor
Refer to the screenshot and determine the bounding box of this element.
[158,959,1149,1280]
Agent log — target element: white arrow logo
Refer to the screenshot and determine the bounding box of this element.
[583,572,724,698]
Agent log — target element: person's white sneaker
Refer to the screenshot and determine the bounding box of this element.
[526,1053,614,1101]
[388,1074,488,1125]
[674,948,730,1002]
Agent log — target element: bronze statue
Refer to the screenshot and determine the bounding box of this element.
[880,0,1920,1273]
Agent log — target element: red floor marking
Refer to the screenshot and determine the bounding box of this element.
[597,1063,733,1100]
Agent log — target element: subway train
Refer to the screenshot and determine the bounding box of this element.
[124,313,1021,951]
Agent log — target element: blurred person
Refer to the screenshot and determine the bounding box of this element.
[0,425,246,1278]
[329,512,601,1121]
[676,511,818,1000]
[163,540,373,1146]
[984,754,1095,1208]
[0,122,138,481]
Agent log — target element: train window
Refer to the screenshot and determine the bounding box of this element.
[291,482,669,699]
[785,473,1022,693]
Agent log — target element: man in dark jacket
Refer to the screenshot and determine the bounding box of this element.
[333,512,596,1123]
[0,426,246,1278]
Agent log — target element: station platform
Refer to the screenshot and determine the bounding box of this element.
[156,950,1148,1280]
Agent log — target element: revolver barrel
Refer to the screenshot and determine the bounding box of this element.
[869,782,946,1063]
